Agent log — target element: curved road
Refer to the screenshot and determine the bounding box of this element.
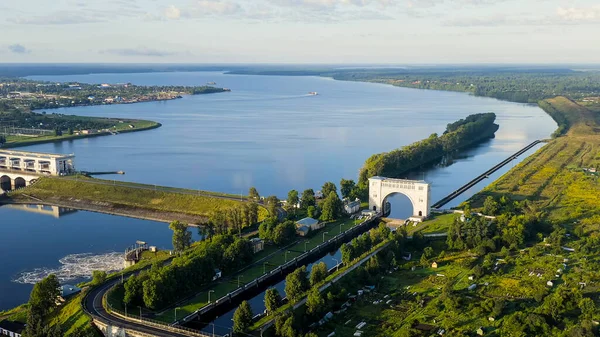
[83,274,207,337]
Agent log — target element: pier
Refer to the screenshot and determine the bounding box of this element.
[431,140,543,209]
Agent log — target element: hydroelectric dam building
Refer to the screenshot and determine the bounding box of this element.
[0,149,75,191]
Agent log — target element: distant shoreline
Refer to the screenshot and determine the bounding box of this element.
[1,121,161,149]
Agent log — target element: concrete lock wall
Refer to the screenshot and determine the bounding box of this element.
[368,176,430,219]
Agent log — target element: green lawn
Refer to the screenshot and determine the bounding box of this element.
[411,213,456,234]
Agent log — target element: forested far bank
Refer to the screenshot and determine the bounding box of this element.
[358,113,499,186]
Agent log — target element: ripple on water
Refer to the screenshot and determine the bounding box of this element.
[13,252,124,284]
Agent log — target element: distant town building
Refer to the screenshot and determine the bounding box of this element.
[431,261,439,269]
[7,92,21,98]
[0,320,25,337]
[250,238,264,253]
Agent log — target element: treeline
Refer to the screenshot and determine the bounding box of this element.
[0,111,129,131]
[358,113,499,185]
[331,69,600,103]
[203,201,260,237]
[123,233,254,310]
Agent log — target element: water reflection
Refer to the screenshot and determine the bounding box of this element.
[3,204,78,218]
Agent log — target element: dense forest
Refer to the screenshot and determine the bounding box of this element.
[332,70,600,103]
[358,113,499,186]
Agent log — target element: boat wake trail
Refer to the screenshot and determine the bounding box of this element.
[13,252,124,284]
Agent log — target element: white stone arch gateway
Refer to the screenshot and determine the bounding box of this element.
[368,176,431,220]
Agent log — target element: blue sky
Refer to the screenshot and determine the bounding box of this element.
[0,0,599,63]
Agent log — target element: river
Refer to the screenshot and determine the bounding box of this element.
[0,71,556,311]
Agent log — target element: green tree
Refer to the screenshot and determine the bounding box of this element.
[169,220,192,253]
[68,127,74,135]
[340,178,356,199]
[320,191,343,222]
[54,128,62,136]
[307,205,316,218]
[321,182,337,198]
[275,314,296,337]
[222,238,254,272]
[259,216,278,242]
[249,187,260,200]
[92,270,107,285]
[423,246,434,258]
[340,243,354,265]
[301,189,316,209]
[309,262,328,286]
[272,221,297,246]
[483,196,500,215]
[264,288,282,315]
[579,297,596,320]
[266,195,280,216]
[28,274,60,317]
[285,266,309,304]
[306,286,325,316]
[233,300,253,334]
[287,189,299,211]
[124,273,146,306]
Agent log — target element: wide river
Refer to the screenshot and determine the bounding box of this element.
[0,71,556,310]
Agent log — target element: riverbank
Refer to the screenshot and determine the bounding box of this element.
[1,118,161,149]
[3,176,268,224]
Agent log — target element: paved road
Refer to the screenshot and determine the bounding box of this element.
[83,276,205,337]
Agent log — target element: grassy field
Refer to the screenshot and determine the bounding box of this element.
[152,217,363,323]
[8,176,268,222]
[48,292,102,336]
[0,304,28,322]
[411,213,456,234]
[470,97,600,226]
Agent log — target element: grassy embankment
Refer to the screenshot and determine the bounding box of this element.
[470,96,600,225]
[0,292,102,337]
[6,176,268,224]
[2,117,161,148]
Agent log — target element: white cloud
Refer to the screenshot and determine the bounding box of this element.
[556,5,600,22]
[194,0,242,15]
[8,44,31,54]
[102,47,183,57]
[164,5,182,19]
[272,0,392,9]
